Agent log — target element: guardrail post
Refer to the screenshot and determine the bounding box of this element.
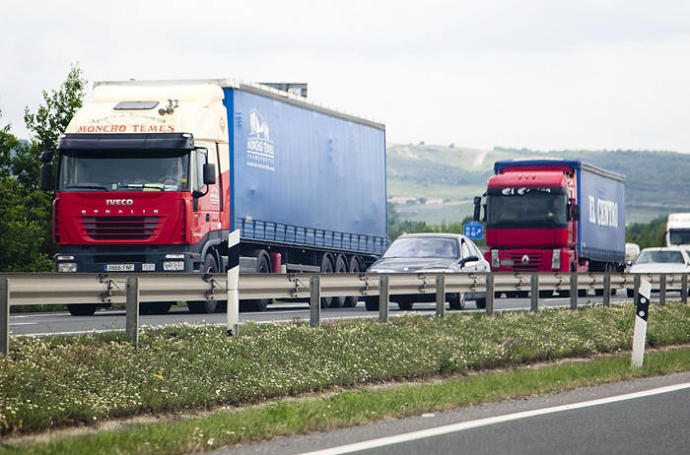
[570,273,578,310]
[633,275,640,305]
[436,274,446,317]
[379,275,389,323]
[603,273,611,307]
[530,274,539,312]
[682,274,688,304]
[310,275,320,328]
[125,277,139,349]
[659,274,666,306]
[1,279,9,357]
[486,274,494,316]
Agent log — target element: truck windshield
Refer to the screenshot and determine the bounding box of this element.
[59,150,190,192]
[669,229,690,245]
[487,188,567,229]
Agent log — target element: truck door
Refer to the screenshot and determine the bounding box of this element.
[192,146,222,246]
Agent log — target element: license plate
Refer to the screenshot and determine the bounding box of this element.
[105,264,135,272]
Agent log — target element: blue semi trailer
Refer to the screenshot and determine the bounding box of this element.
[52,79,387,313]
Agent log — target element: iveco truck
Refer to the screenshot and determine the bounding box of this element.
[475,159,626,281]
[42,80,387,315]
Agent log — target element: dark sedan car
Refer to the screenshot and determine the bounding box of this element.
[365,233,489,311]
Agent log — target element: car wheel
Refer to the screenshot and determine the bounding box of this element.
[66,304,98,316]
[364,296,379,311]
[397,298,414,311]
[627,289,634,298]
[140,302,172,315]
[448,292,465,310]
[475,297,487,309]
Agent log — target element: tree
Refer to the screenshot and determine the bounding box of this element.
[0,64,87,272]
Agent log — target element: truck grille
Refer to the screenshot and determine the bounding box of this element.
[81,216,160,240]
[504,252,545,271]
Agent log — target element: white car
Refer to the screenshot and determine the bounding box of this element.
[626,247,690,297]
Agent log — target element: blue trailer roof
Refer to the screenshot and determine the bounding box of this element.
[494,159,625,182]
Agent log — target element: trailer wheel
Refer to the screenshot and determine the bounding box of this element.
[66,304,98,316]
[343,256,361,308]
[140,302,173,315]
[364,296,379,311]
[448,293,465,310]
[240,252,271,312]
[187,255,219,314]
[320,253,334,308]
[330,255,348,308]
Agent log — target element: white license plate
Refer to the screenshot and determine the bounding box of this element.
[105,264,135,272]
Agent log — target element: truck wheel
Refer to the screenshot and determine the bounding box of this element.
[187,255,219,314]
[364,296,379,311]
[320,253,334,308]
[66,304,98,316]
[330,255,347,308]
[475,297,487,309]
[140,302,173,315]
[397,298,414,311]
[448,293,465,310]
[343,256,360,308]
[240,252,270,312]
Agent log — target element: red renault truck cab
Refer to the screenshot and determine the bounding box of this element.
[475,159,625,276]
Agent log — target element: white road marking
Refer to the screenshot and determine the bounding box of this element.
[297,382,690,455]
[9,322,37,326]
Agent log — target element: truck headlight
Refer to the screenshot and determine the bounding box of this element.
[491,250,500,269]
[551,249,561,270]
[58,262,78,273]
[163,261,185,271]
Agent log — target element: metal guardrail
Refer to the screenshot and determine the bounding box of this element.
[1,272,688,356]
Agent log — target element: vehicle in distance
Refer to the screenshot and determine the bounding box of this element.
[475,159,625,297]
[666,213,690,248]
[626,247,690,297]
[41,79,387,316]
[365,233,489,311]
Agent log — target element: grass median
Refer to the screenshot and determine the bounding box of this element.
[1,303,690,449]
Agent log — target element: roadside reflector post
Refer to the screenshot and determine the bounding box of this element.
[570,273,578,310]
[125,276,139,349]
[310,275,320,328]
[379,275,389,323]
[659,274,666,306]
[632,278,652,368]
[436,274,446,317]
[1,278,9,357]
[603,273,611,307]
[530,273,539,312]
[682,274,688,304]
[486,274,494,316]
[226,229,240,337]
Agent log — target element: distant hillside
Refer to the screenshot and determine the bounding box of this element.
[387,144,690,225]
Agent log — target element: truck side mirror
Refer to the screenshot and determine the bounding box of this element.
[570,204,580,221]
[203,163,216,185]
[41,163,54,191]
[40,150,54,163]
[473,196,481,222]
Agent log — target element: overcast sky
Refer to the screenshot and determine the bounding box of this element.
[3,0,690,152]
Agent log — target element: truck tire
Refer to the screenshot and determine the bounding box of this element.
[187,255,219,314]
[397,298,414,311]
[66,304,98,316]
[364,296,379,311]
[343,256,360,308]
[475,297,487,309]
[140,302,173,315]
[240,252,270,312]
[320,253,334,308]
[448,293,465,310]
[330,254,348,308]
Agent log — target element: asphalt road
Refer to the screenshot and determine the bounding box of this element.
[212,372,690,455]
[7,291,650,336]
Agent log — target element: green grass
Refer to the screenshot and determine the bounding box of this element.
[2,304,690,441]
[4,347,690,455]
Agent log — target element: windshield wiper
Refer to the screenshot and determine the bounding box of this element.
[64,184,110,191]
[119,183,165,191]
